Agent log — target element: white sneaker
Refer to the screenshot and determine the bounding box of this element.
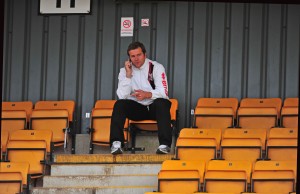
[156,145,170,154]
[111,141,123,155]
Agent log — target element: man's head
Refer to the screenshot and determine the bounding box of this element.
[127,41,147,68]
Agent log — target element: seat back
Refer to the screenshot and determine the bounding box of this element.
[1,128,9,155]
[94,100,116,109]
[237,98,282,129]
[280,98,299,128]
[0,162,30,190]
[30,109,69,146]
[0,172,23,194]
[252,161,296,193]
[34,100,75,122]
[204,160,252,193]
[6,140,47,179]
[9,129,53,154]
[176,128,221,161]
[221,128,265,163]
[158,160,205,193]
[1,110,27,132]
[2,101,33,122]
[266,128,298,161]
[196,98,239,118]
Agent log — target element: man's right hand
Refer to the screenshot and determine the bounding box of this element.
[125,60,132,78]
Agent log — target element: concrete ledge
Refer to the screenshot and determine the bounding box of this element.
[51,163,161,176]
[43,175,157,187]
[54,154,174,164]
[32,186,156,194]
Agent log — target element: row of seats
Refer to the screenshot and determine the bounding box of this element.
[1,100,76,156]
[175,127,297,163]
[145,160,297,194]
[154,159,296,193]
[193,97,298,129]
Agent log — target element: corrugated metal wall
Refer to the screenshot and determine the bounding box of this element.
[3,0,300,131]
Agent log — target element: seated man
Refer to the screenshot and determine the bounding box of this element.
[110,41,172,155]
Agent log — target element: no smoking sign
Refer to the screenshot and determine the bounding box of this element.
[121,17,134,37]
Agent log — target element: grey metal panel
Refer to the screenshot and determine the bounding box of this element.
[3,0,300,130]
[285,4,299,97]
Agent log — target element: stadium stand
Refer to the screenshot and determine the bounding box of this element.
[175,128,221,161]
[193,98,238,130]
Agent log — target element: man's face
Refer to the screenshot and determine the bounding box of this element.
[128,47,146,69]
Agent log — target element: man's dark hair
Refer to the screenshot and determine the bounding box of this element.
[127,41,146,56]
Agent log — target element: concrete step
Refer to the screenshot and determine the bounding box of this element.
[51,163,161,176]
[42,174,157,188]
[32,186,156,194]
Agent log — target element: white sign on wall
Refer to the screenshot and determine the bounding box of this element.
[121,17,134,37]
[39,0,91,14]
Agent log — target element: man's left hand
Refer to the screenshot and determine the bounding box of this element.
[131,90,152,101]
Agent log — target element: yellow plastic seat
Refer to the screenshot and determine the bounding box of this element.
[280,98,298,128]
[6,140,47,179]
[128,98,179,153]
[193,98,238,130]
[2,101,33,125]
[237,98,282,129]
[0,172,23,194]
[0,162,30,193]
[88,100,129,153]
[175,128,221,161]
[158,160,205,193]
[204,160,252,193]
[251,161,296,193]
[266,128,297,161]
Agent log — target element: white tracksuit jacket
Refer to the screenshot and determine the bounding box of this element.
[116,58,169,106]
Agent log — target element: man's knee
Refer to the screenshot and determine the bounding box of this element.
[113,99,127,111]
[153,98,171,110]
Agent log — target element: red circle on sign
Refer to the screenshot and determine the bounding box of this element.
[123,20,131,28]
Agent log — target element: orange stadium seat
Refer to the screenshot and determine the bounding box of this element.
[0,172,23,194]
[237,98,282,129]
[221,128,266,163]
[251,161,296,193]
[175,128,221,161]
[0,162,30,193]
[266,128,297,161]
[280,98,298,128]
[157,160,205,193]
[5,140,47,180]
[193,98,238,130]
[127,98,179,153]
[204,160,252,193]
[1,128,9,159]
[2,101,33,126]
[88,100,129,154]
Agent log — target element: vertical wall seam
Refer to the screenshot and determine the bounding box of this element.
[150,2,157,60]
[223,3,231,98]
[41,16,49,100]
[75,16,85,133]
[279,4,287,99]
[95,0,104,99]
[167,1,175,97]
[113,3,121,99]
[186,1,194,127]
[4,0,13,100]
[59,16,67,100]
[23,0,31,101]
[204,2,212,97]
[242,3,250,98]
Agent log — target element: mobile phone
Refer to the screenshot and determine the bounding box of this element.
[128,58,132,68]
